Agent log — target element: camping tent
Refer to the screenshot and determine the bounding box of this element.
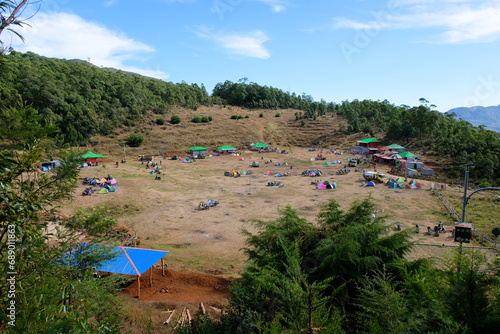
[99,188,108,194]
[366,181,375,187]
[216,145,237,153]
[188,147,208,155]
[326,182,336,189]
[267,171,273,176]
[276,173,282,177]
[318,183,327,189]
[396,178,405,183]
[323,162,329,165]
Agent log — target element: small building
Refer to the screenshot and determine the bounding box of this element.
[216,145,237,153]
[384,144,406,153]
[357,138,381,147]
[188,146,208,155]
[250,143,270,151]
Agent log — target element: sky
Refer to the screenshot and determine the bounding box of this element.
[6,0,500,112]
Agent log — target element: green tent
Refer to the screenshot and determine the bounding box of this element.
[252,143,269,148]
[359,138,380,144]
[216,145,237,153]
[82,152,104,158]
[188,146,208,154]
[400,151,417,158]
[99,188,108,194]
[386,144,405,149]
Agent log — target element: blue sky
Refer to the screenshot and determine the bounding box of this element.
[7,0,500,112]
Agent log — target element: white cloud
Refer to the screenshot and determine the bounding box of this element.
[254,0,287,13]
[192,26,270,59]
[11,12,169,79]
[331,0,500,44]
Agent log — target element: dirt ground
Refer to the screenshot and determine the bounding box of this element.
[120,268,231,302]
[62,148,493,304]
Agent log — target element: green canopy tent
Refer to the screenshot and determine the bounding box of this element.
[188,146,208,155]
[216,145,237,153]
[399,151,417,158]
[385,144,405,149]
[82,152,104,163]
[250,143,270,151]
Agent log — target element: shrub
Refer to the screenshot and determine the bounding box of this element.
[155,117,165,125]
[171,114,181,124]
[275,113,281,117]
[125,134,144,147]
[301,120,306,126]
[201,116,209,122]
[259,113,264,118]
[492,227,500,237]
[230,115,244,120]
[208,116,213,122]
[245,115,249,119]
[192,116,202,123]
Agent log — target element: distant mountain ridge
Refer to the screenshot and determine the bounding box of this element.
[446,105,500,132]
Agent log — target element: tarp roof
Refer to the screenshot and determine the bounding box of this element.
[82,152,104,158]
[217,145,236,150]
[97,246,169,276]
[400,151,417,158]
[359,138,380,143]
[251,142,269,148]
[385,144,405,149]
[189,146,207,151]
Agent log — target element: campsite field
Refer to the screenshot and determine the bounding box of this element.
[60,148,500,332]
[64,148,497,278]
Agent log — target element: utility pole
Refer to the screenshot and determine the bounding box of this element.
[116,143,126,161]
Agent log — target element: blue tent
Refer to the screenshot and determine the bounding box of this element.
[276,173,282,177]
[366,181,375,187]
[276,162,281,166]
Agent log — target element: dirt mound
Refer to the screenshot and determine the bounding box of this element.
[120,268,233,302]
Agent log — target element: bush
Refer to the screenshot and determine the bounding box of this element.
[230,115,244,120]
[192,116,201,123]
[201,116,210,122]
[259,113,264,118]
[125,134,144,147]
[492,227,500,237]
[245,115,249,119]
[301,120,306,126]
[275,113,281,117]
[208,116,213,122]
[123,119,136,127]
[171,114,181,124]
[478,180,492,188]
[155,117,165,125]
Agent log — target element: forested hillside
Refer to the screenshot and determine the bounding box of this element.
[0,51,211,145]
[1,52,499,184]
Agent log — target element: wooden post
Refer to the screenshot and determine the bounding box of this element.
[137,275,141,299]
[149,267,153,287]
[161,258,165,277]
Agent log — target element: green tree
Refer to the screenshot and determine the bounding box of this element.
[125,133,144,147]
[171,114,181,124]
[155,117,165,125]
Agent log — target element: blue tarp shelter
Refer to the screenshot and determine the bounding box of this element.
[99,246,168,298]
[64,245,168,298]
